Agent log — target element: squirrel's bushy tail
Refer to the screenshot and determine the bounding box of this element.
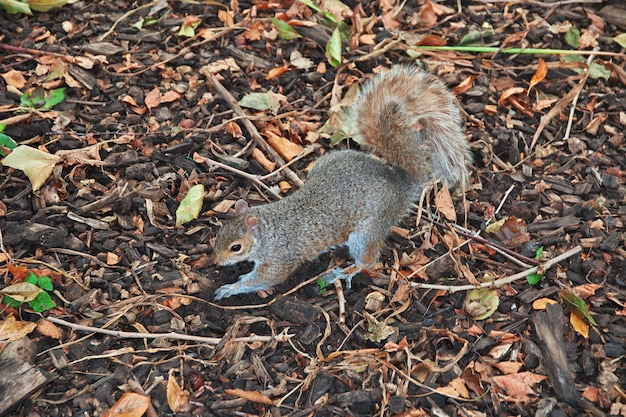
[349,66,471,194]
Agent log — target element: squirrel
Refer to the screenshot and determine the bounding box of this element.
[211,66,472,301]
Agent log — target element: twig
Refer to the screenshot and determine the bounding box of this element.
[46,316,294,344]
[193,152,277,196]
[206,73,304,187]
[409,245,581,292]
[98,1,159,41]
[530,70,588,150]
[563,50,597,140]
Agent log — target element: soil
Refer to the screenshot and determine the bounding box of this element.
[1,0,625,416]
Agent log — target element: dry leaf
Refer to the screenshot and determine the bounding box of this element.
[251,148,276,172]
[2,69,27,89]
[570,310,589,338]
[0,315,37,343]
[145,87,161,110]
[528,58,548,94]
[532,298,558,310]
[2,145,62,191]
[224,388,274,405]
[37,318,63,339]
[265,130,303,161]
[167,374,190,413]
[490,372,547,402]
[101,392,151,417]
[434,186,456,221]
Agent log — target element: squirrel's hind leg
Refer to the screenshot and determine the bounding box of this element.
[322,231,383,289]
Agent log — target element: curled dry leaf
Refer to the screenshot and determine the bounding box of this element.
[528,58,548,94]
[224,388,274,405]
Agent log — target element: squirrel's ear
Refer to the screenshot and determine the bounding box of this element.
[244,214,259,239]
[234,199,249,215]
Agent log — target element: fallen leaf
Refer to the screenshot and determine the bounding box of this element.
[2,69,27,89]
[570,310,589,338]
[175,184,205,226]
[0,315,37,343]
[145,87,160,110]
[265,130,303,161]
[434,186,456,221]
[37,318,63,339]
[2,145,62,191]
[0,282,43,303]
[167,374,190,413]
[102,392,151,417]
[529,58,548,95]
[224,388,274,405]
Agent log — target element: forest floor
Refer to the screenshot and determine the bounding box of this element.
[1,0,626,416]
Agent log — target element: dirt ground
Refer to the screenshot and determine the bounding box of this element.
[1,0,625,416]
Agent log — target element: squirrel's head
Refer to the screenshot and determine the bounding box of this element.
[212,200,259,266]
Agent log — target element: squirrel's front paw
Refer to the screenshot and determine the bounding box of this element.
[214,283,240,301]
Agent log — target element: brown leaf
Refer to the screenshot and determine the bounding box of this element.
[145,87,161,110]
[2,69,27,89]
[528,58,548,94]
[36,318,63,339]
[434,186,456,221]
[224,388,274,405]
[265,130,303,161]
[452,76,475,95]
[490,372,547,402]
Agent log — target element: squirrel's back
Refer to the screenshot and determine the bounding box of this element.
[348,66,471,196]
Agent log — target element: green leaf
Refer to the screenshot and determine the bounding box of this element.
[559,289,598,326]
[0,133,17,157]
[464,288,500,320]
[458,27,497,47]
[2,295,22,308]
[271,18,301,40]
[317,277,330,293]
[325,26,342,68]
[0,0,32,15]
[612,33,626,48]
[299,0,321,14]
[178,23,196,37]
[527,246,545,285]
[526,272,543,285]
[2,145,62,191]
[44,87,66,110]
[175,184,205,226]
[29,291,56,312]
[38,276,53,291]
[562,55,610,80]
[25,272,38,285]
[588,62,611,80]
[564,27,580,49]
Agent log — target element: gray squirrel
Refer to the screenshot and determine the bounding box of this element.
[212,66,472,300]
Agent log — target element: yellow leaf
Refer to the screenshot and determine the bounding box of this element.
[532,298,558,310]
[167,374,189,413]
[0,315,37,343]
[570,310,589,339]
[2,145,61,191]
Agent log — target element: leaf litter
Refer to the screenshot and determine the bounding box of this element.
[0,0,625,416]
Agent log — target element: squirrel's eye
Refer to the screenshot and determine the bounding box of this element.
[230,244,242,253]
